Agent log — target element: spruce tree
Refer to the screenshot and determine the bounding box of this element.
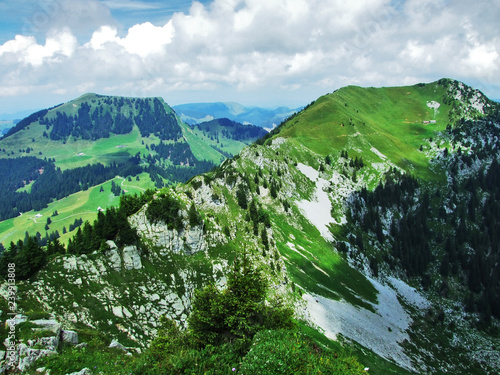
[270,183,277,199]
[236,185,248,209]
[189,203,202,227]
[0,242,18,279]
[15,236,46,280]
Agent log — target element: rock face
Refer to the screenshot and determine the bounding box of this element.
[123,246,142,270]
[129,205,207,255]
[61,241,142,274]
[15,200,228,349]
[3,318,62,372]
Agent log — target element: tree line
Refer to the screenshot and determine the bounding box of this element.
[0,156,142,221]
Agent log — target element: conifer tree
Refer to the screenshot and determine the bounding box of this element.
[270,183,277,198]
[236,185,248,209]
[188,203,202,227]
[15,236,46,280]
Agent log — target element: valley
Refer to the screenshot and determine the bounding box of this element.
[173,101,300,130]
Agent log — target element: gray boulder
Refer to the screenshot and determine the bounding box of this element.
[109,339,128,352]
[31,319,62,335]
[5,314,28,328]
[37,336,59,351]
[61,330,79,345]
[17,347,56,372]
[66,368,92,375]
[106,240,117,250]
[108,249,122,271]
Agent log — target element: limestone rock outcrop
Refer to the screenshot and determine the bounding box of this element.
[129,205,207,255]
[123,245,142,270]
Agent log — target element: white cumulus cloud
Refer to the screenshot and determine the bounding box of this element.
[0,29,77,66]
[0,0,500,112]
[86,21,174,57]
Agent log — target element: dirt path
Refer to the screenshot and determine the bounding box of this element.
[119,176,146,192]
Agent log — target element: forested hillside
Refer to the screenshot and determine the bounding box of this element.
[343,115,500,324]
[0,94,269,247]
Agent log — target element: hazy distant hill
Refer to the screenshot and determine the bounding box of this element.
[0,121,15,136]
[0,108,38,121]
[173,101,301,129]
[0,110,33,136]
[193,117,268,141]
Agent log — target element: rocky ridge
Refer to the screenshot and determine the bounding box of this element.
[1,314,79,372]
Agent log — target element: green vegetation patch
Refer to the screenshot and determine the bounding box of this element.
[275,82,454,182]
[240,329,366,375]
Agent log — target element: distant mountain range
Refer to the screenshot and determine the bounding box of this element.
[173,102,301,129]
[0,110,35,136]
[0,102,299,137]
[0,109,39,122]
[0,121,14,136]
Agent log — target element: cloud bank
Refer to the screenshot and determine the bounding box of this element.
[0,0,499,112]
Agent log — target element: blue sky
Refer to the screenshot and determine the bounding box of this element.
[0,1,211,42]
[0,0,499,114]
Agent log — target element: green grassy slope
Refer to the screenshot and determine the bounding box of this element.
[0,173,152,247]
[276,82,458,181]
[0,94,219,169]
[178,120,225,163]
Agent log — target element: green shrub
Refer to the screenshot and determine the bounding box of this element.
[25,310,51,320]
[33,329,57,339]
[188,203,203,227]
[145,194,183,230]
[236,185,248,209]
[16,322,38,341]
[35,344,136,374]
[191,179,202,190]
[188,257,294,347]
